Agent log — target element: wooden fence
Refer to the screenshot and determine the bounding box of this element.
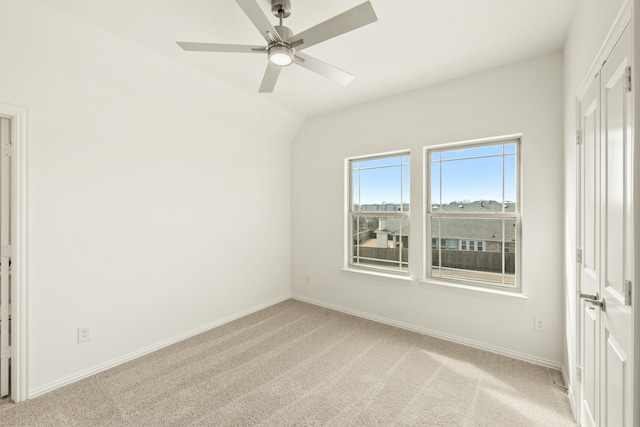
[353,247,515,273]
[353,247,409,268]
[433,250,515,273]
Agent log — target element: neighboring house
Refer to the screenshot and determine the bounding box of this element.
[432,200,516,253]
[374,217,409,248]
[369,201,516,252]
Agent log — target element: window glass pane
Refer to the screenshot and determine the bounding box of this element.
[504,154,517,212]
[504,142,517,154]
[351,169,360,211]
[351,155,410,211]
[357,157,403,169]
[430,217,442,277]
[402,164,410,211]
[349,152,410,274]
[429,217,516,287]
[359,167,401,206]
[441,155,503,206]
[352,215,408,272]
[430,161,441,211]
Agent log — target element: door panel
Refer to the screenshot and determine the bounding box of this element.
[599,22,633,426]
[578,20,634,427]
[578,69,601,427]
[0,116,9,398]
[583,96,599,278]
[583,306,599,427]
[605,332,626,427]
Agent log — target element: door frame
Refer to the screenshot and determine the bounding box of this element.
[0,102,28,403]
[574,2,638,425]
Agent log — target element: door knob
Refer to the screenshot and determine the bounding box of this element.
[579,292,606,311]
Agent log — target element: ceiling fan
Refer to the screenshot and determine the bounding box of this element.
[177,0,378,93]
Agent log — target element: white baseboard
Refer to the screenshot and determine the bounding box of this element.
[29,293,292,399]
[292,294,562,370]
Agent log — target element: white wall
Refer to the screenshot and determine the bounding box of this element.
[291,52,565,366]
[0,0,304,396]
[562,0,627,411]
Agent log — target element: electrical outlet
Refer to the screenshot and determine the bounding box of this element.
[534,317,545,332]
[78,326,91,343]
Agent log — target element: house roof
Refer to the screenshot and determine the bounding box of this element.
[433,200,516,213]
[431,218,516,242]
[374,201,517,241]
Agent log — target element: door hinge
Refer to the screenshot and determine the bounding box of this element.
[576,248,582,264]
[624,280,632,306]
[624,67,631,92]
[624,66,632,92]
[576,130,582,145]
[0,346,10,360]
[1,245,10,259]
[576,367,582,382]
[2,141,11,157]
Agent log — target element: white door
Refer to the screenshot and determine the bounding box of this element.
[0,116,10,398]
[598,22,633,427]
[577,22,634,427]
[577,60,601,427]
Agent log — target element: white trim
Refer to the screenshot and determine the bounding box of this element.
[562,365,577,418]
[424,133,522,152]
[340,267,414,285]
[29,294,291,399]
[292,294,561,370]
[575,2,632,101]
[0,102,28,403]
[424,136,522,291]
[346,150,411,275]
[346,148,411,162]
[418,278,528,304]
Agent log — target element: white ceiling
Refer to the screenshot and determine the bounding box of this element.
[42,0,578,117]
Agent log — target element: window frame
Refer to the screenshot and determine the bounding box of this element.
[424,136,522,291]
[347,150,410,275]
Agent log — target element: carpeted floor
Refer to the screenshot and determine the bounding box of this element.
[0,299,576,426]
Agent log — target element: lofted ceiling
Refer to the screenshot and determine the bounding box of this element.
[41,0,578,117]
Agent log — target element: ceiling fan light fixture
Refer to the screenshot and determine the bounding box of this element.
[268,45,294,66]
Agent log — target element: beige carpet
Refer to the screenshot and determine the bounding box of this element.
[0,299,576,426]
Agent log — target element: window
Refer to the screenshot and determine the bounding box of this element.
[426,138,520,289]
[349,152,410,273]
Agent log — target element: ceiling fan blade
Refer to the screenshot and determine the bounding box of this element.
[289,1,377,51]
[235,0,283,43]
[176,42,265,53]
[294,52,355,86]
[258,63,282,93]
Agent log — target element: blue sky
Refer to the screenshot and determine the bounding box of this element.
[352,144,516,206]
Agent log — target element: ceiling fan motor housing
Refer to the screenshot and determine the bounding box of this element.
[274,25,293,42]
[271,0,291,18]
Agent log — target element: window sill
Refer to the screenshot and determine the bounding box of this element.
[341,267,414,286]
[419,278,528,304]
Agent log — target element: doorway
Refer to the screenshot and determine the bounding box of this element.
[0,116,10,401]
[576,16,635,427]
[0,103,27,403]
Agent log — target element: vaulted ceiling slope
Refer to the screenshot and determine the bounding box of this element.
[40,0,578,117]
